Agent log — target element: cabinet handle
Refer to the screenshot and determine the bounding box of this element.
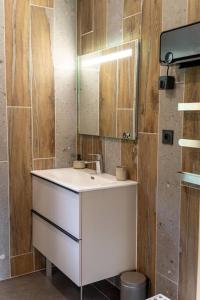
[32,209,80,243]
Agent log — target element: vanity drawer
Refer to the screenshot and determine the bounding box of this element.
[32,176,81,239]
[33,214,81,286]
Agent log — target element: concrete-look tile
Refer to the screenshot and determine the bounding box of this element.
[156,84,183,283]
[162,0,187,31]
[79,53,100,136]
[104,138,121,175]
[106,0,123,47]
[156,273,178,300]
[0,162,10,280]
[0,0,5,94]
[54,0,77,168]
[0,91,7,162]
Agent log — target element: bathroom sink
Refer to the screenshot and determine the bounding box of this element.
[31,168,137,192]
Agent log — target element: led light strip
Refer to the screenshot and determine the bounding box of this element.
[179,139,200,148]
[82,49,133,67]
[179,172,200,186]
[178,102,200,111]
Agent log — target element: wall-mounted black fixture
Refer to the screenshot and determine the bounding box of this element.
[160,21,200,69]
[162,130,174,145]
[159,65,175,90]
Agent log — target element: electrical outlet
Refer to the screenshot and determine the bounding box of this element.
[162,130,174,145]
[146,294,171,300]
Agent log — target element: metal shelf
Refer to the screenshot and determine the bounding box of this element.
[179,171,200,186]
[179,139,200,148]
[178,102,200,111]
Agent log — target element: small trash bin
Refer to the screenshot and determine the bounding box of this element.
[120,271,147,300]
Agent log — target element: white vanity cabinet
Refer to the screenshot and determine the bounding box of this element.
[32,169,137,287]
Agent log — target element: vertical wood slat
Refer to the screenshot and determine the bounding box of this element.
[124,0,142,17]
[8,108,32,256]
[139,0,161,133]
[31,6,55,159]
[138,133,157,295]
[118,43,135,109]
[11,253,34,277]
[180,4,200,299]
[99,52,117,138]
[123,14,141,43]
[179,186,200,300]
[5,0,30,106]
[121,140,137,181]
[93,0,107,51]
[31,0,54,8]
[33,158,55,170]
[80,0,93,34]
[188,0,200,22]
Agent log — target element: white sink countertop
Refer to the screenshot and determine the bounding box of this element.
[31,168,137,192]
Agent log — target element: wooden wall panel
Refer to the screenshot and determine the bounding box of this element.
[31,0,54,8]
[31,6,55,159]
[33,159,55,170]
[34,249,46,271]
[188,0,200,22]
[123,14,141,43]
[78,135,93,161]
[117,110,133,138]
[11,253,34,277]
[138,133,157,295]
[139,0,161,133]
[118,43,135,109]
[99,58,117,137]
[121,140,137,180]
[93,0,107,51]
[124,0,141,17]
[80,0,93,34]
[81,32,94,55]
[179,186,200,300]
[8,108,32,256]
[184,67,200,102]
[5,0,30,106]
[182,148,200,173]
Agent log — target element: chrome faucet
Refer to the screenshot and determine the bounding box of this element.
[85,154,103,174]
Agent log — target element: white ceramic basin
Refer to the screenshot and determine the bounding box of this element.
[31,168,137,192]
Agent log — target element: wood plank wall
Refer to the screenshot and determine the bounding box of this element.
[77,0,161,295]
[5,0,55,277]
[179,1,200,299]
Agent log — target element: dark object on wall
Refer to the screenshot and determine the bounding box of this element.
[159,76,175,90]
[162,130,174,145]
[160,21,200,68]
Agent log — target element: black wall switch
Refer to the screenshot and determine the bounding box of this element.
[162,130,174,145]
[159,76,175,90]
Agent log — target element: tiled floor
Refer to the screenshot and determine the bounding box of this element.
[0,269,120,300]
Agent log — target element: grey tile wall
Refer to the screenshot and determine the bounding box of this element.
[0,0,7,162]
[0,0,10,280]
[156,273,178,300]
[54,0,77,168]
[0,162,10,280]
[104,138,121,175]
[156,1,187,297]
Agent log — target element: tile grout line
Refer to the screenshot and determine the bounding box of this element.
[30,4,54,10]
[123,11,142,20]
[92,284,111,300]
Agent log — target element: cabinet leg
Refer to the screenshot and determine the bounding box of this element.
[46,258,52,278]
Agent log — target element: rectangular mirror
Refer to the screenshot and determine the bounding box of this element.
[78,40,140,140]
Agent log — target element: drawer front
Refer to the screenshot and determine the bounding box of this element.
[33,214,81,286]
[32,176,80,239]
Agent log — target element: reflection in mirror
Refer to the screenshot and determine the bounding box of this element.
[78,40,140,140]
